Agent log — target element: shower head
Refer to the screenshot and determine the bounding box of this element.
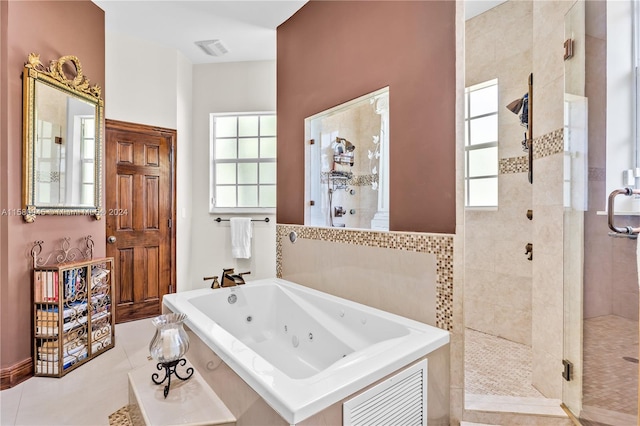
[336,137,356,152]
[506,97,524,114]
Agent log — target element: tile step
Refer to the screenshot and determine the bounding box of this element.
[127,359,236,426]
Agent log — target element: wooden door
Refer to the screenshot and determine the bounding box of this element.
[105,119,176,323]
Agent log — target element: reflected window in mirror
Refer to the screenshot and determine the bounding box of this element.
[305,87,389,230]
[465,79,498,208]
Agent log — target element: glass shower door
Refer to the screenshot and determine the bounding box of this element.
[563,1,640,424]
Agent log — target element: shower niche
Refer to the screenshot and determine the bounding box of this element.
[305,87,389,230]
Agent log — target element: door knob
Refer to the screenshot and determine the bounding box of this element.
[107,236,117,244]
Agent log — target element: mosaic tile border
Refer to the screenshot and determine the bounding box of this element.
[588,167,606,182]
[532,128,564,159]
[321,172,378,187]
[499,128,564,174]
[276,224,454,331]
[499,156,529,175]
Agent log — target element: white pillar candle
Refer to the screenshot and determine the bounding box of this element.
[161,328,180,359]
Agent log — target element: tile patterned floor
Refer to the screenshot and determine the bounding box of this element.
[465,328,544,398]
[583,315,638,417]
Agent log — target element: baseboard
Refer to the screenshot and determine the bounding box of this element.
[0,357,33,390]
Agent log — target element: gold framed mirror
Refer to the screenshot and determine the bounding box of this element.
[22,53,103,222]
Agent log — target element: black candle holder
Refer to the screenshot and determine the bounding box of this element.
[151,358,194,398]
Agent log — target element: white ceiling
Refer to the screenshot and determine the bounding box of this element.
[93,0,308,64]
[93,0,506,65]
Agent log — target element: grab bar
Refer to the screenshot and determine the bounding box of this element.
[607,188,640,235]
[215,217,270,223]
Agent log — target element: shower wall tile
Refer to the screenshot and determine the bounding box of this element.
[532,348,563,399]
[495,305,532,346]
[533,76,565,138]
[532,204,565,257]
[583,213,613,319]
[496,274,532,313]
[494,239,533,278]
[612,291,640,321]
[533,153,564,207]
[532,0,572,86]
[464,297,497,335]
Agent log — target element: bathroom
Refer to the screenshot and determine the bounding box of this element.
[1,1,638,425]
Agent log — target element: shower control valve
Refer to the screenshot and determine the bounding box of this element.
[334,206,346,217]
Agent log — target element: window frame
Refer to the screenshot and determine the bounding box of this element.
[464,79,499,208]
[209,112,277,214]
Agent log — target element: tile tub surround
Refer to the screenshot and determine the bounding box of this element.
[276,224,454,331]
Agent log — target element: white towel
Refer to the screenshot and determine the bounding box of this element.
[230,217,252,259]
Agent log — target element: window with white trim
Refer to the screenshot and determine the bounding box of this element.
[465,79,499,207]
[210,113,277,213]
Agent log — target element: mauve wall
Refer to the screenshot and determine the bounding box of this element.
[276,0,456,234]
[1,0,105,371]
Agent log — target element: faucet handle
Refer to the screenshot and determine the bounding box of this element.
[238,271,251,277]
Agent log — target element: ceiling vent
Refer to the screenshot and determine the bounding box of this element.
[195,39,229,57]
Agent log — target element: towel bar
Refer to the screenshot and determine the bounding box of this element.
[214,217,270,223]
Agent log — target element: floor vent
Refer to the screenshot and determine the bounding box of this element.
[343,360,427,426]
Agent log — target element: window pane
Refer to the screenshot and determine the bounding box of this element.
[216,163,236,184]
[259,163,276,184]
[239,116,259,137]
[465,92,469,118]
[260,115,276,136]
[216,117,237,137]
[238,163,257,184]
[469,115,498,145]
[469,177,498,206]
[468,147,498,177]
[238,185,258,207]
[465,121,470,146]
[82,162,94,183]
[239,138,259,158]
[259,185,276,207]
[216,138,237,159]
[83,138,95,159]
[81,184,93,205]
[469,85,498,117]
[260,137,277,158]
[216,186,236,207]
[42,121,53,137]
[83,118,95,139]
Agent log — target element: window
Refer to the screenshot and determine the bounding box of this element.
[210,113,276,212]
[465,79,498,207]
[79,116,95,206]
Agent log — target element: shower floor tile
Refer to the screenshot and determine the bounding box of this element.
[583,315,638,417]
[465,328,544,398]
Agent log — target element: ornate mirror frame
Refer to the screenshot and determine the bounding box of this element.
[22,53,104,222]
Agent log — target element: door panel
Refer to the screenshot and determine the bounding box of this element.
[106,120,176,323]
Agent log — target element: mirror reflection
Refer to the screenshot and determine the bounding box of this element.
[35,81,96,207]
[22,53,103,222]
[305,87,389,230]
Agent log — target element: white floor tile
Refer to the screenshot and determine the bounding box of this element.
[0,385,23,425]
[1,318,153,426]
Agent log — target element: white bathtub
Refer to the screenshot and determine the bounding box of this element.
[162,278,449,424]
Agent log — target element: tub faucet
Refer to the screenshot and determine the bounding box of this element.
[221,268,251,287]
[203,275,220,289]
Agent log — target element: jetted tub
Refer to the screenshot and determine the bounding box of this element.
[162,278,450,424]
